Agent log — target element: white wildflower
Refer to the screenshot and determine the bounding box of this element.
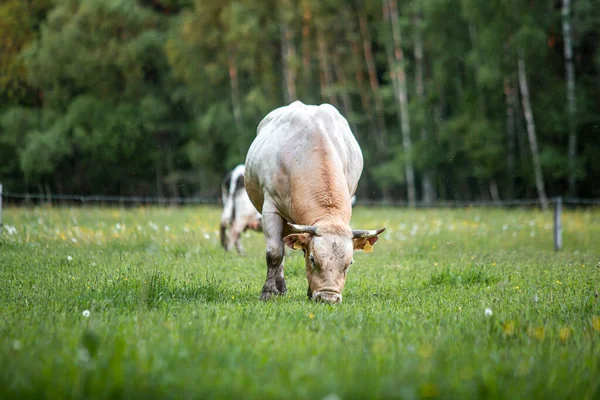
[164,225,170,232]
[12,340,22,351]
[71,237,77,243]
[204,233,210,239]
[484,308,493,318]
[67,256,73,262]
[82,310,91,318]
[149,222,158,231]
[115,223,122,230]
[5,225,17,235]
[77,347,90,364]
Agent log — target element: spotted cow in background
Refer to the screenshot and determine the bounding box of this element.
[220,164,262,255]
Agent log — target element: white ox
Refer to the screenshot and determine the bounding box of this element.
[244,101,384,303]
[220,164,262,255]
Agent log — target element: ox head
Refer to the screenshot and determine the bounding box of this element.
[283,223,385,304]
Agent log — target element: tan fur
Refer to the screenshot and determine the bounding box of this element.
[245,101,383,303]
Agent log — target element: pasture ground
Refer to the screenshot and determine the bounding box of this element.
[1,205,599,400]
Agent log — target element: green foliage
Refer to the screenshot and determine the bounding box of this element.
[0,0,599,198]
[0,206,599,399]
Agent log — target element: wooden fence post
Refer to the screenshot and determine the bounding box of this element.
[554,196,562,251]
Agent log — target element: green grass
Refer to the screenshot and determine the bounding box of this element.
[1,205,599,400]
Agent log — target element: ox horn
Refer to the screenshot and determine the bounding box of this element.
[352,228,385,238]
[287,223,318,236]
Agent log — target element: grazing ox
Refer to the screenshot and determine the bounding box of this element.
[220,164,262,255]
[244,101,384,303]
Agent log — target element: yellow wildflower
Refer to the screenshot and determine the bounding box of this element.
[529,326,545,340]
[503,320,515,336]
[559,326,572,341]
[309,313,314,319]
[592,316,600,332]
[418,343,433,358]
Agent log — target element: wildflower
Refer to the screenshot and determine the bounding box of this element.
[529,326,545,340]
[11,340,22,351]
[491,262,497,267]
[82,310,91,318]
[556,280,562,285]
[77,347,90,364]
[503,320,515,336]
[418,343,433,358]
[231,296,235,300]
[559,326,572,341]
[67,256,73,262]
[6,225,17,235]
[71,238,77,243]
[309,313,315,319]
[204,233,210,239]
[484,308,493,318]
[434,262,438,266]
[592,316,600,332]
[533,294,539,303]
[164,225,170,232]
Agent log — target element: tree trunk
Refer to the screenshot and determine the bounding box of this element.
[227,43,243,132]
[316,28,336,106]
[387,0,416,206]
[562,0,577,196]
[332,50,356,134]
[413,8,434,204]
[356,1,388,149]
[504,74,516,199]
[301,1,312,101]
[279,0,297,104]
[468,22,486,114]
[518,53,549,210]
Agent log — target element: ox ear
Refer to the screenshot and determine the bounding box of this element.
[352,228,385,252]
[283,233,312,251]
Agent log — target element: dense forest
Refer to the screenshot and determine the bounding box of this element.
[1,0,599,204]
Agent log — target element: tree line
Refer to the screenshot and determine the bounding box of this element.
[1,0,599,204]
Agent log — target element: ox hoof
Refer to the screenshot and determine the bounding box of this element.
[276,277,287,294]
[260,283,283,300]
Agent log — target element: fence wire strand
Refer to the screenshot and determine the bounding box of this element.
[2,191,599,207]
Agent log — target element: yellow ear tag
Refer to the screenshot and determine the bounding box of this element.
[363,242,373,253]
[293,242,303,250]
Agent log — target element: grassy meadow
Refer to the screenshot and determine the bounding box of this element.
[0,205,599,399]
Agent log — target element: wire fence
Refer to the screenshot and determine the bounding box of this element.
[1,184,599,251]
[2,190,599,208]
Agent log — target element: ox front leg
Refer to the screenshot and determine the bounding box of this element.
[260,206,286,300]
